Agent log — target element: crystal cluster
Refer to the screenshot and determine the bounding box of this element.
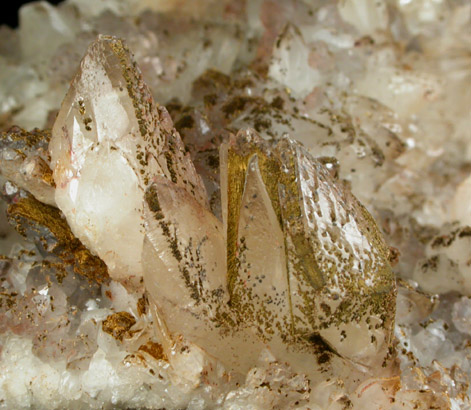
[0,0,470,409]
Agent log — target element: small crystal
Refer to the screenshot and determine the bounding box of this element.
[268,24,321,97]
[452,297,471,335]
[338,0,389,36]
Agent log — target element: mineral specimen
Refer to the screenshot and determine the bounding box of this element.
[0,0,470,409]
[143,127,396,383]
[50,35,207,284]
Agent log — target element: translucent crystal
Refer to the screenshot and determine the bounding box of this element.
[268,24,320,97]
[50,35,206,282]
[0,59,47,125]
[452,173,471,225]
[221,130,396,370]
[19,1,79,65]
[142,177,266,374]
[452,297,471,335]
[142,127,396,385]
[337,0,389,36]
[355,65,442,118]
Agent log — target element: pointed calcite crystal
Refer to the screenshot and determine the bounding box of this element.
[143,128,396,384]
[221,131,396,370]
[50,35,207,282]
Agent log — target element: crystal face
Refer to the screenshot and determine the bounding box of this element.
[221,132,395,365]
[0,0,470,409]
[50,35,207,283]
[143,127,395,379]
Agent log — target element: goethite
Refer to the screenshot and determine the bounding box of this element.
[0,1,470,409]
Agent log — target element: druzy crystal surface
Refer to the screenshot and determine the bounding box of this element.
[0,0,470,409]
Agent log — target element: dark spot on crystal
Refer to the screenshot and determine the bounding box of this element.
[175,114,195,131]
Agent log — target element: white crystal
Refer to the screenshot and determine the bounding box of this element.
[268,24,321,97]
[338,0,389,36]
[452,297,471,335]
[355,65,442,118]
[50,35,207,282]
[414,227,471,295]
[452,173,471,226]
[19,1,78,64]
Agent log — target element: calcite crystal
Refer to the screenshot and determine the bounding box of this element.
[143,128,395,381]
[0,0,470,409]
[50,35,206,283]
[222,133,395,366]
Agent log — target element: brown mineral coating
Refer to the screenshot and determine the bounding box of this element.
[0,127,53,172]
[1,126,51,150]
[138,341,167,361]
[6,192,109,284]
[0,127,57,206]
[102,311,137,341]
[137,293,148,316]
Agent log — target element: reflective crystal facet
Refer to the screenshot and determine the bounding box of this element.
[50,35,206,282]
[222,131,396,369]
[142,127,396,384]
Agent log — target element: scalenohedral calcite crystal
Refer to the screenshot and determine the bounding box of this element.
[0,0,470,409]
[143,127,396,382]
[50,35,207,284]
